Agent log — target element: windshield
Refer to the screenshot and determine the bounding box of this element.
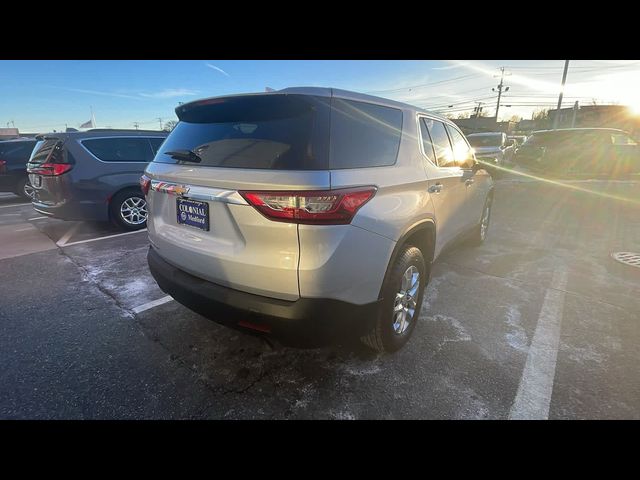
[155,95,329,170]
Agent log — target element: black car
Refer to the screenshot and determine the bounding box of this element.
[27,129,168,230]
[514,128,640,178]
[0,138,37,199]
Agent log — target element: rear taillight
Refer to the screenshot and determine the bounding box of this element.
[0,160,6,174]
[140,175,151,196]
[239,186,376,225]
[27,163,73,176]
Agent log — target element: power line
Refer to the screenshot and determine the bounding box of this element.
[364,73,483,95]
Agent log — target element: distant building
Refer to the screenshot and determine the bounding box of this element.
[452,116,516,135]
[0,128,20,140]
[547,104,640,136]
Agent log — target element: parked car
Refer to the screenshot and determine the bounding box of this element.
[466,132,516,173]
[508,135,527,148]
[143,87,494,352]
[27,129,168,230]
[0,138,37,199]
[513,128,640,178]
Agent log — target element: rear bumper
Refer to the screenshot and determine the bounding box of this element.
[147,246,381,345]
[31,200,108,222]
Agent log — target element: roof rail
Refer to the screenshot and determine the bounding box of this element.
[87,128,165,133]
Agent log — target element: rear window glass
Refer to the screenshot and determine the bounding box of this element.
[29,139,66,165]
[0,141,36,162]
[82,137,155,162]
[467,134,502,147]
[156,95,330,170]
[329,98,402,169]
[149,137,165,155]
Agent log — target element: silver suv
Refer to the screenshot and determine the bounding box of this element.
[143,87,494,352]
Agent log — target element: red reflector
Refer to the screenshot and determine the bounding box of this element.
[140,175,151,196]
[239,186,376,225]
[238,320,272,333]
[27,163,73,176]
[0,160,6,174]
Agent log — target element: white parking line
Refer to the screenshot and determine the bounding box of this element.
[56,223,81,246]
[28,216,48,221]
[0,203,30,209]
[61,228,147,247]
[509,267,568,420]
[132,295,174,314]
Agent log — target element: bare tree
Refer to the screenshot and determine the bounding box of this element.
[163,120,178,132]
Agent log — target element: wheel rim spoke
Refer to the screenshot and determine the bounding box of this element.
[120,197,147,225]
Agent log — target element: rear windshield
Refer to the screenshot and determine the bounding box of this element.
[467,135,502,147]
[154,94,403,170]
[155,95,330,170]
[29,138,67,165]
[0,141,37,162]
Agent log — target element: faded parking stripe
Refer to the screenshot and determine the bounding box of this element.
[132,295,174,314]
[509,267,568,420]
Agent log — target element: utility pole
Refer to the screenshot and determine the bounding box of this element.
[492,67,511,124]
[473,102,484,118]
[157,118,163,130]
[552,60,570,129]
[133,122,140,130]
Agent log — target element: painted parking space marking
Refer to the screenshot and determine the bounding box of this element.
[56,223,81,246]
[61,228,147,248]
[28,216,49,221]
[0,203,31,209]
[132,295,174,314]
[509,266,568,420]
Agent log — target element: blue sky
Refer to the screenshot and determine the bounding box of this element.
[2,60,640,132]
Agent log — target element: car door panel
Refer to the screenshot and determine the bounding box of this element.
[418,117,468,257]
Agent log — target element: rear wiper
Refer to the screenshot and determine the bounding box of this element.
[164,149,202,163]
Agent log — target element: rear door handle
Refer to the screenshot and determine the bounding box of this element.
[428,183,443,193]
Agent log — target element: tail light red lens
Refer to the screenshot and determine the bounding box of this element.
[0,160,6,174]
[239,186,376,225]
[140,175,151,196]
[26,163,73,176]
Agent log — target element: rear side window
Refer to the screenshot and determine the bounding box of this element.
[329,99,402,169]
[419,118,436,163]
[29,139,67,165]
[82,137,155,162]
[156,94,330,170]
[0,141,36,162]
[425,119,455,167]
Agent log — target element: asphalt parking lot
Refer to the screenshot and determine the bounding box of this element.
[1,173,639,419]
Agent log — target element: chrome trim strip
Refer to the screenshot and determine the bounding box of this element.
[150,180,248,205]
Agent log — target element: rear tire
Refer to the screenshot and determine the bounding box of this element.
[361,245,427,353]
[110,190,148,231]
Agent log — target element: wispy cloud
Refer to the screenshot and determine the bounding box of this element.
[433,62,469,71]
[53,87,143,100]
[205,63,230,77]
[139,88,200,99]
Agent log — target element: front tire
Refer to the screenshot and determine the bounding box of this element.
[361,245,427,353]
[468,195,492,246]
[110,190,148,231]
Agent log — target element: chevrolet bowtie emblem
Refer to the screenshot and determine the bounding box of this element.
[171,185,190,196]
[151,181,191,197]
